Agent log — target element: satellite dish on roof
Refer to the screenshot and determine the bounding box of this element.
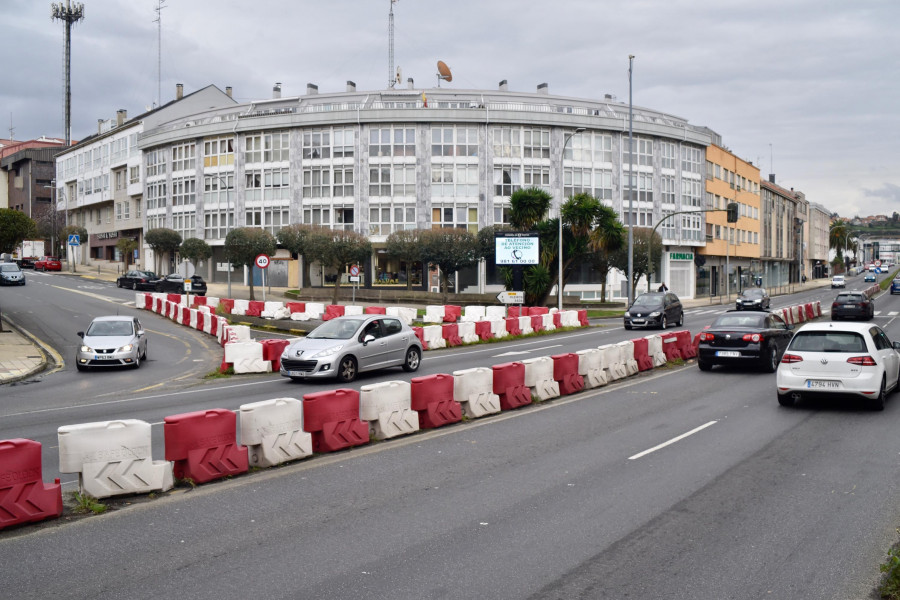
[437,61,452,85]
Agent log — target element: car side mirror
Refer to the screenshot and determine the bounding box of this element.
[77,331,84,338]
[363,334,376,345]
[137,330,145,337]
[893,341,900,351]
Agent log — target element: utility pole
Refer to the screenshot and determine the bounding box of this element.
[627,55,635,305]
[51,1,85,147]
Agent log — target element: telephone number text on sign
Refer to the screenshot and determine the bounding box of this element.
[495,236,539,265]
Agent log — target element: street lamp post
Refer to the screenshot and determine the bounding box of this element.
[559,127,585,311]
[627,54,635,306]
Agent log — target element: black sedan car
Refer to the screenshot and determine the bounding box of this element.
[735,287,770,311]
[697,310,793,372]
[830,291,874,321]
[116,270,158,291]
[623,292,683,330]
[151,273,207,296]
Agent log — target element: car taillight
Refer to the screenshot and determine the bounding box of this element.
[847,355,877,366]
[699,332,715,341]
[781,353,803,363]
[742,333,761,343]
[831,303,838,310]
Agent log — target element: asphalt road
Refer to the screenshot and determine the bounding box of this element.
[1,270,898,599]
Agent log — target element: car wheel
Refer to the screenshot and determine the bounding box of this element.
[698,359,712,371]
[337,356,358,383]
[677,312,684,327]
[872,376,886,411]
[660,315,667,330]
[131,281,137,290]
[132,353,141,369]
[143,345,148,361]
[116,279,122,288]
[777,393,794,407]
[762,346,779,373]
[402,347,421,372]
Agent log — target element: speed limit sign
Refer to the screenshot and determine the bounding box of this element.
[255,254,270,269]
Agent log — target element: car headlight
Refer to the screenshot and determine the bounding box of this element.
[118,344,134,352]
[80,345,93,353]
[309,345,343,359]
[624,311,631,317]
[649,311,661,317]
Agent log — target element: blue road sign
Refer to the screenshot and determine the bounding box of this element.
[68,234,80,246]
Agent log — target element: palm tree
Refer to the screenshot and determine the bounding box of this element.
[829,220,851,273]
[509,187,552,230]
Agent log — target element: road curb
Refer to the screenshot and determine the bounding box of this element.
[0,317,53,384]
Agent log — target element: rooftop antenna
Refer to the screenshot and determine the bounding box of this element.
[436,60,452,87]
[8,113,14,142]
[153,0,167,107]
[388,0,398,88]
[51,1,85,147]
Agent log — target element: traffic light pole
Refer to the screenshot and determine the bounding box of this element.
[646,208,731,294]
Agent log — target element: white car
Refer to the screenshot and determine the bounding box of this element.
[831,275,845,288]
[776,322,900,410]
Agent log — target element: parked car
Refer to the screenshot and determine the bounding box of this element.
[831,275,845,288]
[151,273,207,295]
[891,277,900,295]
[697,310,793,372]
[735,288,771,311]
[75,315,148,371]
[623,292,683,330]
[831,292,874,321]
[33,256,61,271]
[280,315,423,383]
[864,272,877,283]
[0,263,26,285]
[117,270,158,291]
[776,322,900,409]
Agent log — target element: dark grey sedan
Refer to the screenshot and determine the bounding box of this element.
[697,310,793,372]
[735,287,770,310]
[624,292,683,330]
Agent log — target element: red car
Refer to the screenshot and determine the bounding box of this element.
[34,256,62,271]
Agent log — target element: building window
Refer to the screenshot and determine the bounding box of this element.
[203,210,233,240]
[115,169,126,191]
[264,131,290,162]
[203,136,235,168]
[172,177,196,206]
[333,128,354,159]
[173,211,195,240]
[123,199,130,220]
[304,204,355,230]
[523,166,550,191]
[563,168,612,201]
[145,149,167,177]
[523,128,550,159]
[303,130,331,159]
[564,133,613,163]
[204,173,234,205]
[661,142,676,170]
[115,202,122,220]
[369,203,416,235]
[129,165,140,185]
[681,178,702,207]
[624,172,653,203]
[491,127,521,158]
[661,175,676,205]
[244,134,263,164]
[493,167,521,197]
[432,204,478,233]
[334,167,353,197]
[303,167,331,198]
[263,168,290,200]
[431,126,478,157]
[369,127,415,158]
[431,165,477,197]
[171,142,196,171]
[493,203,511,226]
[681,146,702,174]
[369,165,414,196]
[146,181,167,210]
[632,137,653,167]
[681,213,702,241]
[245,206,289,235]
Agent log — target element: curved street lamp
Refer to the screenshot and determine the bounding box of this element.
[559,127,585,311]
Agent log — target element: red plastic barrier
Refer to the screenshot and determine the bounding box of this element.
[675,330,696,359]
[529,306,549,316]
[781,308,792,325]
[192,296,207,307]
[151,296,161,313]
[692,333,701,354]
[0,439,63,530]
[302,389,369,453]
[805,303,815,320]
[246,301,265,317]
[219,298,235,314]
[286,301,305,314]
[552,353,585,395]
[661,332,683,361]
[507,306,520,319]
[209,315,220,337]
[815,300,821,316]
[412,326,427,350]
[577,309,589,327]
[260,339,291,371]
[163,409,249,484]
[443,305,461,323]
[167,293,181,304]
[364,306,386,315]
[530,314,544,333]
[442,323,462,347]
[180,306,191,325]
[505,317,522,336]
[323,305,345,321]
[411,373,463,429]
[631,338,654,371]
[475,320,493,341]
[492,362,532,410]
[553,312,562,328]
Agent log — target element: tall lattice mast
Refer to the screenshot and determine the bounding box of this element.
[51,1,85,147]
[153,0,167,107]
[388,0,397,88]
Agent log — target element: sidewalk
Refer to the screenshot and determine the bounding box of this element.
[0,316,48,384]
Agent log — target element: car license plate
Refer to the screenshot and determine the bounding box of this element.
[94,355,115,360]
[288,370,308,377]
[716,351,740,357]
[806,380,841,389]
[632,319,645,324]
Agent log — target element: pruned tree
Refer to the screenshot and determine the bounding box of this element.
[277,224,327,288]
[307,229,372,303]
[385,228,426,290]
[180,237,213,266]
[224,227,277,301]
[144,228,183,275]
[116,237,139,267]
[420,228,479,303]
[0,209,37,254]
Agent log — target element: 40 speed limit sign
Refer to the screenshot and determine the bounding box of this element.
[255,254,270,269]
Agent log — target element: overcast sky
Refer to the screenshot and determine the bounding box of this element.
[4,0,898,219]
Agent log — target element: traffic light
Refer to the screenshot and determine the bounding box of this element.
[726,202,738,223]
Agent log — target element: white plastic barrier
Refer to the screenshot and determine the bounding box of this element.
[790,305,801,323]
[542,313,556,331]
[486,306,507,320]
[57,419,174,499]
[134,292,147,309]
[423,325,447,350]
[359,380,419,440]
[261,301,289,319]
[453,367,502,418]
[646,335,667,367]
[166,301,178,320]
[344,305,364,316]
[576,348,608,388]
[232,299,250,316]
[201,312,214,335]
[518,315,534,335]
[222,324,252,344]
[457,321,479,344]
[815,300,821,317]
[205,297,220,310]
[489,319,509,339]
[188,309,199,330]
[197,305,211,315]
[521,356,560,401]
[239,397,313,468]
[386,306,418,326]
[616,340,640,376]
[560,310,580,328]
[304,302,325,319]
[599,344,627,381]
[225,341,271,374]
[461,306,486,323]
[424,305,445,324]
[291,311,313,321]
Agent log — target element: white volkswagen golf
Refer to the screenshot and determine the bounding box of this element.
[776,322,900,410]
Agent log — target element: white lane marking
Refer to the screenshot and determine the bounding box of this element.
[50,284,120,304]
[425,332,599,360]
[628,420,718,460]
[890,311,899,316]
[494,344,562,357]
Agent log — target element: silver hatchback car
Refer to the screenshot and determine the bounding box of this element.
[76,315,148,371]
[280,315,423,383]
